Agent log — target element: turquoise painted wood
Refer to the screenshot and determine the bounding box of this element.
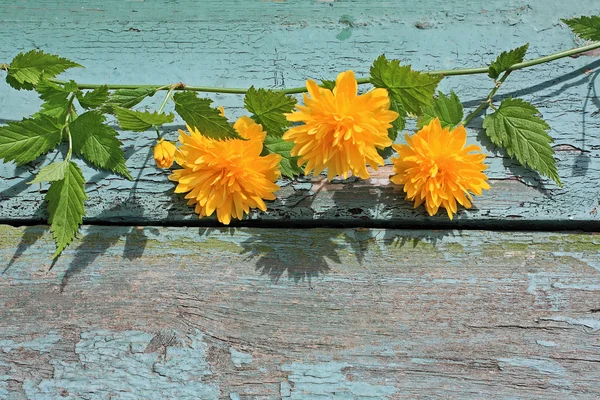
[1,1,600,399]
[0,0,599,226]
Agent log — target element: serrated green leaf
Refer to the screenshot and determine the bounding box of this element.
[5,74,34,90]
[0,116,62,165]
[174,91,241,140]
[417,91,464,129]
[35,79,78,124]
[46,161,87,258]
[69,111,132,179]
[482,98,561,186]
[370,54,442,116]
[114,107,174,132]
[488,43,529,80]
[7,50,82,87]
[244,87,296,137]
[321,79,336,91]
[77,86,109,109]
[28,160,68,184]
[263,135,303,178]
[37,79,73,103]
[387,96,407,141]
[105,88,157,110]
[562,15,600,41]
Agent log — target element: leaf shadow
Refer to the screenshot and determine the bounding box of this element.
[380,229,454,248]
[0,155,50,200]
[572,68,600,177]
[58,206,150,292]
[2,214,47,274]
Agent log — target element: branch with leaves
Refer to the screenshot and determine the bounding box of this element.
[0,15,597,258]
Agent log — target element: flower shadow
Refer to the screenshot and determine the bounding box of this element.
[237,228,353,284]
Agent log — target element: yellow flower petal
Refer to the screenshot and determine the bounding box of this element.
[168,119,281,225]
[391,118,489,219]
[283,70,398,181]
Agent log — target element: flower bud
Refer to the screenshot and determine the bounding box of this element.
[153,138,177,169]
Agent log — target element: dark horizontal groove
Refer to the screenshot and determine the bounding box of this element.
[1,218,599,233]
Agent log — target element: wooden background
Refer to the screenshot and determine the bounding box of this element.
[1,1,599,399]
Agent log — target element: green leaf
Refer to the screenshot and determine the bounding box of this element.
[114,107,174,132]
[244,87,296,137]
[37,79,76,103]
[370,54,442,116]
[174,91,241,140]
[7,50,82,87]
[321,79,336,91]
[482,98,561,186]
[77,86,109,109]
[0,116,62,165]
[263,135,303,178]
[562,15,600,41]
[488,43,529,80]
[5,74,34,90]
[28,160,69,184]
[35,79,78,124]
[69,111,132,179]
[46,161,87,258]
[387,96,407,141]
[105,87,157,110]
[417,91,464,129]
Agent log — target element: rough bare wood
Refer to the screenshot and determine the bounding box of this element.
[1,226,599,399]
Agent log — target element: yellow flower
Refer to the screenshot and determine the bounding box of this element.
[283,70,398,180]
[218,106,225,117]
[391,118,490,219]
[168,117,281,225]
[153,138,177,169]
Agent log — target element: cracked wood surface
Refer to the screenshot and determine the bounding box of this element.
[1,226,600,399]
[0,0,599,225]
[1,1,600,399]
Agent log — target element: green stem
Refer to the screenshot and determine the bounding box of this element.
[42,41,600,95]
[64,93,77,160]
[462,71,512,126]
[0,63,8,72]
[157,86,175,114]
[154,85,176,139]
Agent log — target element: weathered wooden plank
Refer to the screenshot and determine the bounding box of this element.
[1,225,599,398]
[1,0,600,225]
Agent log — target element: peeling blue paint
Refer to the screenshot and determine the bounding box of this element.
[23,329,219,399]
[0,331,60,353]
[498,357,567,376]
[552,252,600,272]
[281,361,397,399]
[542,316,600,331]
[230,348,253,368]
[551,282,600,291]
[536,340,558,347]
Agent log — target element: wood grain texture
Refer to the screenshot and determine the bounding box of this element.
[0,0,600,226]
[1,226,599,399]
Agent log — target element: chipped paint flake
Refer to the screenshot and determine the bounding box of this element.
[281,361,397,399]
[498,357,567,376]
[230,348,253,367]
[0,331,61,353]
[541,316,600,331]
